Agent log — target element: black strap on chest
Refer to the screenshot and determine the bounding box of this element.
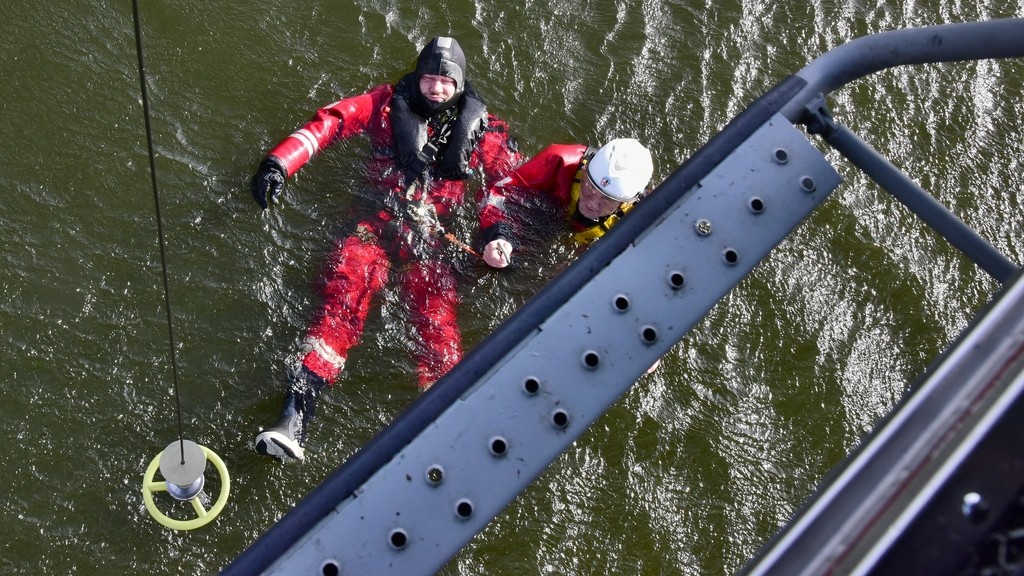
[403,108,457,185]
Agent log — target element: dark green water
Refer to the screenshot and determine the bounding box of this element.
[1,1,1022,574]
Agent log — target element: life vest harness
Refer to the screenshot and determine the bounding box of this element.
[381,74,498,263]
[390,74,487,184]
[387,87,487,262]
[402,107,457,185]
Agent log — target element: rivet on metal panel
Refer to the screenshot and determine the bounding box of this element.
[668,271,686,290]
[749,196,765,214]
[551,409,570,429]
[425,465,445,486]
[962,492,989,523]
[640,326,658,345]
[582,350,600,369]
[489,436,508,457]
[613,294,630,312]
[455,499,474,520]
[772,148,789,164]
[522,376,541,395]
[695,218,712,236]
[799,175,817,193]
[722,248,739,266]
[388,528,409,550]
[321,559,340,576]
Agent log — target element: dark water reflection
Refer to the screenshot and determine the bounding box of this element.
[0,0,1022,574]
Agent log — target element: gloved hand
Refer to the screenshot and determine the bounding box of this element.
[251,158,286,209]
[482,237,513,269]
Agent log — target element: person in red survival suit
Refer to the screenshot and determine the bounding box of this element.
[476,138,654,268]
[475,138,662,375]
[249,36,521,461]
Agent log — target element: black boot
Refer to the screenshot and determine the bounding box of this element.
[254,367,327,461]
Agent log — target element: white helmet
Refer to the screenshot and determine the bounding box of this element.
[586,138,654,202]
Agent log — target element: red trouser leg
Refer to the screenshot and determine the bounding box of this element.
[402,259,462,391]
[302,231,389,384]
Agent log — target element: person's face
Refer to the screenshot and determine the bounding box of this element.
[419,74,457,103]
[578,169,625,219]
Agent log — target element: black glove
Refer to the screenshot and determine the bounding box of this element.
[251,158,286,209]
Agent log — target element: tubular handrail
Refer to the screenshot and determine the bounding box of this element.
[781,18,1024,123]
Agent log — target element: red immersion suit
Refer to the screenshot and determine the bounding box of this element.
[266,82,520,390]
[478,144,629,248]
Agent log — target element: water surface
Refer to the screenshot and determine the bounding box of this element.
[1,1,1022,574]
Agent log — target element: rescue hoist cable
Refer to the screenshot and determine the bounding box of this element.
[131,0,230,531]
[131,0,185,466]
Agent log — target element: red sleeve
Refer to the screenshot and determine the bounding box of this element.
[478,144,585,245]
[267,84,394,177]
[472,115,522,184]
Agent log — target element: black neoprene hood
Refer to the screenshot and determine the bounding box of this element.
[415,36,466,96]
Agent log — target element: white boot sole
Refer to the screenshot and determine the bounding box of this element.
[254,430,304,461]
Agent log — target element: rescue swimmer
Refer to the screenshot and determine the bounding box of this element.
[249,36,521,461]
[477,138,655,268]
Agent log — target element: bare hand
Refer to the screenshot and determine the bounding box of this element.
[646,358,661,374]
[483,238,513,268]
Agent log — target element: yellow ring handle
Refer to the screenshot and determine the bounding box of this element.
[141,444,230,530]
